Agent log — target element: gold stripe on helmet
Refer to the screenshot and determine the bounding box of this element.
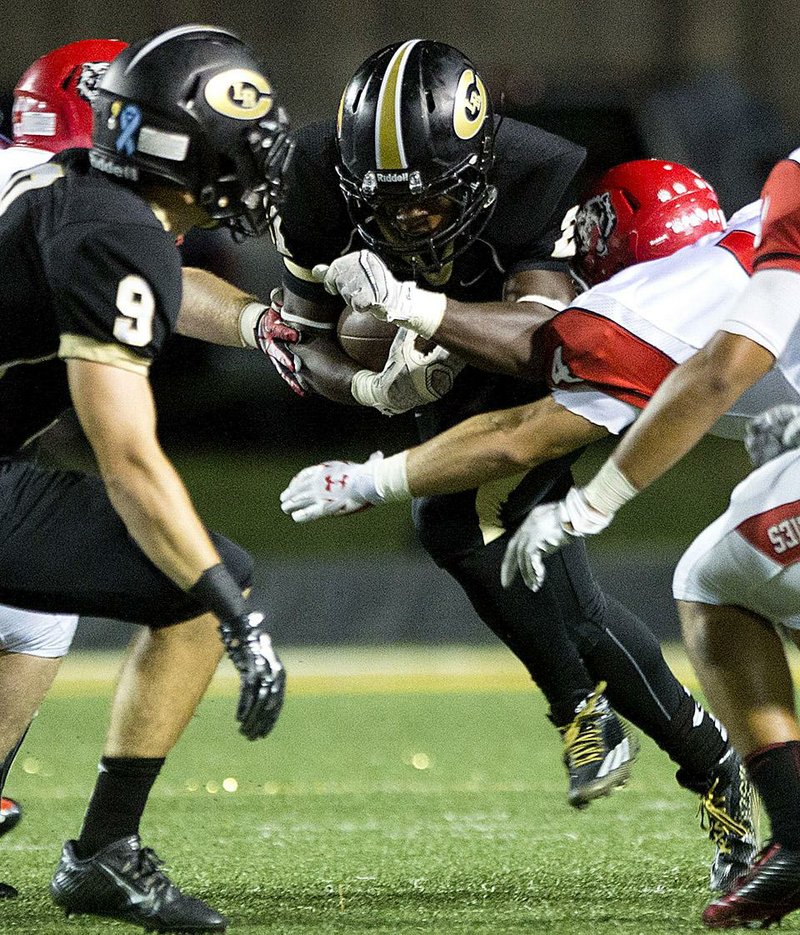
[375,39,419,170]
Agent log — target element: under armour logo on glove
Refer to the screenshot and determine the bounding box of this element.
[324,472,349,492]
[280,453,385,522]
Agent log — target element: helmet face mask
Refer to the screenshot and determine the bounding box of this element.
[90,26,290,240]
[572,160,726,288]
[336,39,497,273]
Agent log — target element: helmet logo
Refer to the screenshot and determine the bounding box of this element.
[76,61,112,103]
[114,103,142,156]
[204,69,273,121]
[453,69,487,140]
[575,192,616,258]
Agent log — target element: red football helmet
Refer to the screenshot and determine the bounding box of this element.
[12,39,127,152]
[572,159,725,287]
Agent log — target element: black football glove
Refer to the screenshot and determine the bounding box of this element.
[218,611,286,740]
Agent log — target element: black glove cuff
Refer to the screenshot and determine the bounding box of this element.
[189,563,246,622]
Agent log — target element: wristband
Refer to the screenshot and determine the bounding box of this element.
[401,286,447,339]
[582,460,639,516]
[351,369,381,407]
[515,294,567,313]
[238,301,268,349]
[372,451,411,502]
[189,563,246,621]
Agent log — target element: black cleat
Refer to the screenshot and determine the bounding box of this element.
[50,836,227,932]
[557,682,638,809]
[0,882,18,899]
[678,748,758,893]
[702,842,800,928]
[0,797,21,837]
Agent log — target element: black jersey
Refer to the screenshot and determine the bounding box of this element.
[279,116,585,304]
[0,149,182,454]
[278,117,586,561]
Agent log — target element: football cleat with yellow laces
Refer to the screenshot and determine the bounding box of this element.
[558,682,638,809]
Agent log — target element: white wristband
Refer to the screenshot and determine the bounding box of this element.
[401,286,447,339]
[372,451,411,502]
[351,370,381,407]
[238,301,267,348]
[582,460,639,516]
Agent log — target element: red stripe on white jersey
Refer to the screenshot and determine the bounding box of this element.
[736,498,800,566]
[541,307,676,408]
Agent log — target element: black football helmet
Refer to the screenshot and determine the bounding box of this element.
[337,39,497,273]
[90,25,289,239]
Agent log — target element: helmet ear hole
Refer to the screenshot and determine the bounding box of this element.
[620,190,639,212]
[351,88,364,113]
[425,90,435,113]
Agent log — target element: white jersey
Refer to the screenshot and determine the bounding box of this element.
[0,145,52,191]
[720,149,800,396]
[540,201,800,437]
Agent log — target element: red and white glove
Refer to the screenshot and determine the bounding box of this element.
[246,287,306,397]
[280,450,411,522]
[280,453,384,522]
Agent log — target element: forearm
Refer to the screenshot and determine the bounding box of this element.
[292,333,362,404]
[178,267,261,347]
[612,333,775,490]
[102,447,221,590]
[407,397,605,496]
[433,298,554,378]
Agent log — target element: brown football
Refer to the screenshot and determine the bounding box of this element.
[336,306,398,371]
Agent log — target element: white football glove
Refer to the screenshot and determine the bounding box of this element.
[501,487,614,591]
[280,452,385,523]
[313,250,446,339]
[351,327,464,416]
[745,404,800,467]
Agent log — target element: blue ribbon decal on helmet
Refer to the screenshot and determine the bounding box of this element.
[115,104,142,156]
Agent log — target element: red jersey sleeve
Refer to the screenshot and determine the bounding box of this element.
[540,307,676,408]
[754,158,800,274]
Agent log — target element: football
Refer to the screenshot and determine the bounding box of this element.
[337,305,397,371]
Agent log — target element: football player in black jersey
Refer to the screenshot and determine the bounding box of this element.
[0,26,289,932]
[266,40,755,888]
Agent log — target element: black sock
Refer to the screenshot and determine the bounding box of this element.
[746,742,800,848]
[583,598,728,774]
[75,756,165,859]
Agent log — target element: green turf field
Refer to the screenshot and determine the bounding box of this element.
[0,646,784,934]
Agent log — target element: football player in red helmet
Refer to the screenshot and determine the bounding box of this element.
[573,159,726,288]
[12,39,127,151]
